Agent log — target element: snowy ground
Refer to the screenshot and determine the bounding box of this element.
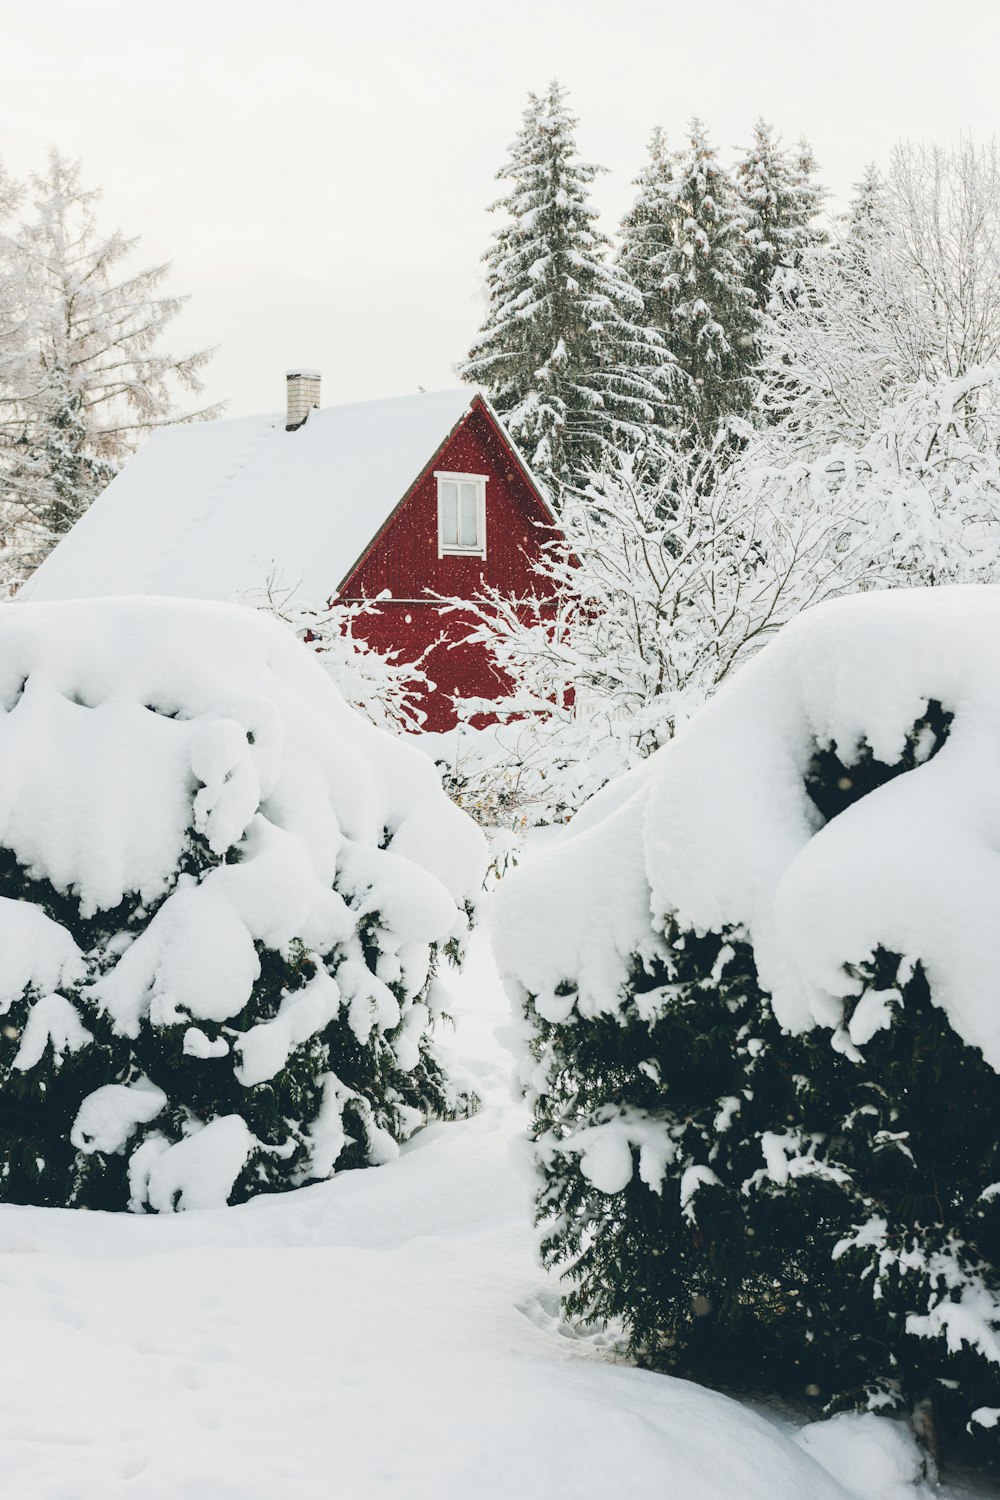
[0,917,993,1499]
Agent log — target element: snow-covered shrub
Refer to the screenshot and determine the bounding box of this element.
[451,440,871,826]
[494,587,1000,1447]
[247,574,432,734]
[422,721,561,829]
[0,598,486,1212]
[459,360,1000,831]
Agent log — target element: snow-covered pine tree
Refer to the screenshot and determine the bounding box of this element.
[791,138,828,226]
[462,82,681,493]
[617,126,676,332]
[620,119,759,439]
[831,163,892,314]
[0,597,487,1213]
[734,120,826,311]
[843,161,890,241]
[496,589,1000,1456]
[0,150,218,577]
[5,362,117,547]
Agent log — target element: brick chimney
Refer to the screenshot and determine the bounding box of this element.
[286,369,321,431]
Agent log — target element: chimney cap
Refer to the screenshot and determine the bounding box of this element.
[286,368,321,379]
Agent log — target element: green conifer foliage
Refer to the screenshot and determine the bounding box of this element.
[0,599,484,1213]
[620,119,759,440]
[845,162,891,240]
[462,82,682,492]
[0,822,471,1214]
[523,701,1000,1451]
[734,120,827,312]
[8,372,117,546]
[617,127,677,335]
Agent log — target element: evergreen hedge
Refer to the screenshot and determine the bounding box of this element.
[524,702,1000,1453]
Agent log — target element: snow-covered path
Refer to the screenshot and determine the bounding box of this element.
[0,924,977,1499]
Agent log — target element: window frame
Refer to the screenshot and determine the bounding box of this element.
[435,470,488,559]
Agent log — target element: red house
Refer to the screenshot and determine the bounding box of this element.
[21,374,561,732]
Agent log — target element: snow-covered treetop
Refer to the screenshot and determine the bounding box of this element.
[495,586,1000,1070]
[0,149,219,581]
[462,81,680,488]
[733,118,826,310]
[618,126,676,328]
[620,117,759,435]
[843,161,890,240]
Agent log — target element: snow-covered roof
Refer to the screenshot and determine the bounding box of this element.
[22,388,479,606]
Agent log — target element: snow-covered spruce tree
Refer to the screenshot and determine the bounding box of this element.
[4,361,117,544]
[843,162,890,242]
[0,598,486,1212]
[495,588,1000,1454]
[619,119,759,439]
[734,120,826,312]
[0,150,218,578]
[462,82,682,493]
[617,127,677,336]
[790,138,828,238]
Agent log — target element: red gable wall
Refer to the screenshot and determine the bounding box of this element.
[338,400,558,732]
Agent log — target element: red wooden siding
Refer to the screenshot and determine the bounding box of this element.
[346,603,514,733]
[339,400,557,732]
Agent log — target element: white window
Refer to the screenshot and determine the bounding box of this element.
[436,472,487,558]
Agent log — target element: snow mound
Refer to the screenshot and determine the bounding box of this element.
[0,596,487,1211]
[796,1413,931,1500]
[498,586,1000,1069]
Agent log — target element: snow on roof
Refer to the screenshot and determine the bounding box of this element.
[21,388,479,607]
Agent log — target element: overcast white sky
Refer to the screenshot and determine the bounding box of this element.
[4,0,1000,419]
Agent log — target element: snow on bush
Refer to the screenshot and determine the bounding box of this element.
[494,586,1000,1448]
[0,597,486,1212]
[446,440,862,829]
[246,573,432,735]
[452,366,1000,832]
